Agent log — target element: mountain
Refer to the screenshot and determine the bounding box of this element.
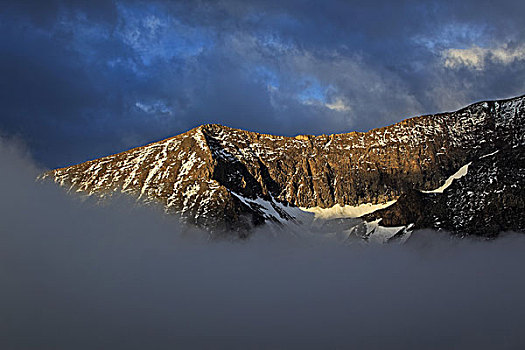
[42,95,525,238]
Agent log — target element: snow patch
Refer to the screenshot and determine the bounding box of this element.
[421,162,472,194]
[300,200,397,220]
[231,193,283,222]
[364,220,406,244]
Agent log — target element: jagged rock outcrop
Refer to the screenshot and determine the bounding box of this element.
[43,95,525,236]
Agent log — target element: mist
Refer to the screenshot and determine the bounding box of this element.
[1,138,525,349]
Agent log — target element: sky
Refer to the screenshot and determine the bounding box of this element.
[1,138,525,349]
[2,0,525,168]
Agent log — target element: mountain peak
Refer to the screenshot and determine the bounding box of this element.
[43,95,525,237]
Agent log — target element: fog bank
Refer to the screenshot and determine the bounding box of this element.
[1,138,524,349]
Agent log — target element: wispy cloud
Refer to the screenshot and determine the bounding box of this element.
[443,44,525,70]
[325,98,351,111]
[135,100,172,115]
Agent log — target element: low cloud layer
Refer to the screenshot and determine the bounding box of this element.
[1,139,525,349]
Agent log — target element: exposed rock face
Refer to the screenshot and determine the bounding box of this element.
[43,95,525,236]
[366,147,525,237]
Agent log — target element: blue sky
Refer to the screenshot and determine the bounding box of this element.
[2,0,525,168]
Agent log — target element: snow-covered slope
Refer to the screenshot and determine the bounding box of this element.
[42,95,525,237]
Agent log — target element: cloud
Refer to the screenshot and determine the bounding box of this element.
[135,101,173,115]
[443,44,525,70]
[325,98,351,111]
[2,0,525,169]
[2,137,525,349]
[444,46,485,70]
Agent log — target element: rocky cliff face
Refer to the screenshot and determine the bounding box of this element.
[365,146,525,237]
[43,95,525,237]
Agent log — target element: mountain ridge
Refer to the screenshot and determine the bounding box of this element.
[53,93,525,170]
[43,95,525,237]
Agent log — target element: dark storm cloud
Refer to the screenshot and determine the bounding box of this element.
[2,136,525,349]
[1,0,525,168]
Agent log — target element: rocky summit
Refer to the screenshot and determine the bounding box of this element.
[43,95,525,238]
